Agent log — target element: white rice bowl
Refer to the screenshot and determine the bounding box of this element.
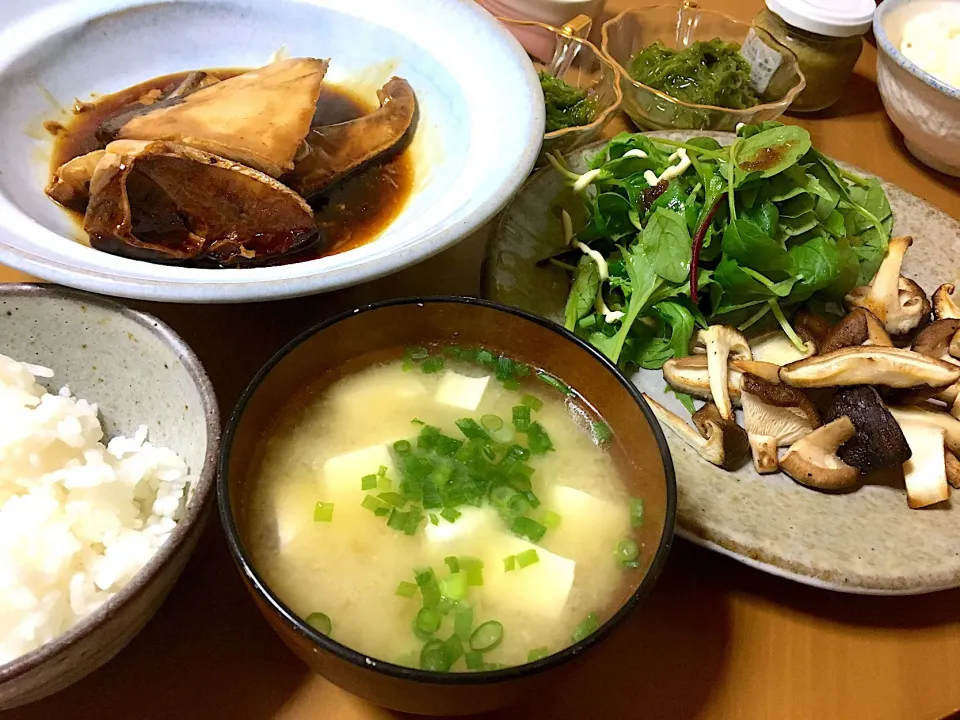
[0,354,192,664]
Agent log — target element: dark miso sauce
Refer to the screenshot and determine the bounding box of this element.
[48,69,415,263]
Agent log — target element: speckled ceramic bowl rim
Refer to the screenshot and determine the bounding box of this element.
[600,6,807,114]
[874,0,960,100]
[496,17,624,142]
[0,283,220,683]
[217,295,677,686]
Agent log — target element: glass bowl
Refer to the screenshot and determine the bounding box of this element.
[499,15,622,165]
[601,3,806,132]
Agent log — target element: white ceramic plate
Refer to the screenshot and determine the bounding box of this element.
[0,0,544,302]
[485,132,960,595]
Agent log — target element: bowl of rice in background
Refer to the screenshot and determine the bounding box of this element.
[0,284,219,709]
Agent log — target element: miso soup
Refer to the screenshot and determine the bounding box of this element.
[247,346,646,671]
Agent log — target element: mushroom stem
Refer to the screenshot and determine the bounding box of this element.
[844,237,931,337]
[780,417,859,490]
[899,423,950,509]
[693,326,752,420]
[644,394,749,471]
[933,284,960,320]
[869,236,912,325]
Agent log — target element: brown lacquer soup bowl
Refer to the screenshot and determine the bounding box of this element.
[218,297,676,715]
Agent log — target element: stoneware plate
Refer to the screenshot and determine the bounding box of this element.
[0,284,220,708]
[0,0,543,303]
[484,132,960,595]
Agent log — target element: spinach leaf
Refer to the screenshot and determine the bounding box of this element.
[827,236,861,298]
[741,200,780,236]
[712,255,795,314]
[734,125,812,178]
[640,208,692,284]
[787,235,840,302]
[721,219,791,273]
[591,192,635,239]
[778,211,819,238]
[823,210,846,239]
[777,193,815,218]
[564,255,600,331]
[603,245,662,363]
[652,300,697,360]
[851,227,887,286]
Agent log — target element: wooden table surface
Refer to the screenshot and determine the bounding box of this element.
[5,1,960,718]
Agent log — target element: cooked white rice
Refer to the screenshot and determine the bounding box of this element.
[0,354,192,665]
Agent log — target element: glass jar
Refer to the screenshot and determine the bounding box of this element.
[753,0,874,112]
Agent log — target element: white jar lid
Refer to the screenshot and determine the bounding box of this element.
[765,0,875,38]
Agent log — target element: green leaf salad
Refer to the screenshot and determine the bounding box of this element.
[546,121,893,370]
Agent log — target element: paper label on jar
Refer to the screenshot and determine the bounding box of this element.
[741,28,783,94]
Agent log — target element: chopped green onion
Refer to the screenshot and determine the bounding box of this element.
[440,507,461,524]
[377,474,392,491]
[522,490,540,508]
[305,612,332,636]
[516,548,540,568]
[630,497,645,529]
[495,355,515,381]
[459,557,484,586]
[521,394,543,411]
[454,606,474,640]
[503,378,520,391]
[440,572,468,601]
[405,345,430,361]
[415,568,442,609]
[503,555,516,572]
[572,612,599,643]
[541,510,562,529]
[420,638,452,671]
[313,502,334,523]
[422,357,444,374]
[414,607,442,639]
[615,538,640,563]
[387,509,409,532]
[592,420,613,443]
[525,422,554,454]
[429,513,439,525]
[436,597,454,615]
[623,560,643,569]
[361,494,385,513]
[403,506,423,536]
[508,493,532,517]
[490,485,514,507]
[445,634,465,664]
[512,405,531,431]
[401,358,414,372]
[508,466,534,492]
[374,505,391,517]
[395,581,418,598]
[510,516,547,543]
[464,650,484,670]
[537,371,573,396]
[470,621,504,652]
[515,363,531,377]
[379,492,405,508]
[481,414,504,432]
[476,349,496,367]
[361,474,377,491]
[444,556,460,574]
[456,418,490,440]
[378,465,389,476]
[411,418,426,426]
[393,439,412,454]
[527,647,549,662]
[443,344,464,359]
